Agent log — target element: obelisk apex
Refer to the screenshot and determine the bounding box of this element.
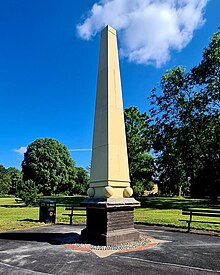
[87,25,133,198]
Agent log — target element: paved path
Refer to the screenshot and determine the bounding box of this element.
[0,224,219,275]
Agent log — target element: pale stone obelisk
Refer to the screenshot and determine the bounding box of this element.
[81,25,140,245]
[87,25,133,199]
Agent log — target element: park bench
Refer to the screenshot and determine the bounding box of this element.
[179,208,220,232]
[62,205,86,225]
[15,199,23,203]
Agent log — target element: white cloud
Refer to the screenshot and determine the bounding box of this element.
[77,0,208,67]
[14,146,27,155]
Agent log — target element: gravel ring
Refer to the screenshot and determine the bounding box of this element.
[72,235,151,250]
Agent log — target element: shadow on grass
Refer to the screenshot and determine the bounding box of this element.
[137,197,220,210]
[19,219,40,223]
[0,231,81,245]
[0,205,27,208]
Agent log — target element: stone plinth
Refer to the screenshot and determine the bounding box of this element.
[81,198,140,245]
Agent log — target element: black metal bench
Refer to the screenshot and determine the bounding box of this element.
[179,208,220,232]
[62,205,86,225]
[15,199,23,203]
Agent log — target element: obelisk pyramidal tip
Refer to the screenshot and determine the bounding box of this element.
[87,25,133,199]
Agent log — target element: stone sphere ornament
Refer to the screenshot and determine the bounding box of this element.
[87,187,95,197]
[123,187,133,198]
[104,186,114,198]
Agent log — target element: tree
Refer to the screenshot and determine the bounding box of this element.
[73,167,89,195]
[15,179,38,206]
[22,138,76,196]
[189,29,220,199]
[124,107,155,196]
[0,165,11,195]
[7,167,22,195]
[150,29,220,199]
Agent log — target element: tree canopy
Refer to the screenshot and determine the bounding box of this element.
[150,29,220,199]
[0,140,90,200]
[124,106,155,196]
[0,165,11,195]
[7,167,22,195]
[73,167,89,195]
[22,138,76,196]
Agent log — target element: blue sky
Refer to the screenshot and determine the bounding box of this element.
[0,0,219,170]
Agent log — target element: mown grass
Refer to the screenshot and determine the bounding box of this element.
[136,197,220,231]
[137,196,219,210]
[0,197,219,232]
[0,197,86,232]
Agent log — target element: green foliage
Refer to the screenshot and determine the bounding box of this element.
[0,165,11,195]
[73,167,89,195]
[7,167,22,195]
[15,179,38,206]
[124,107,155,196]
[133,182,145,197]
[22,138,76,196]
[150,29,220,199]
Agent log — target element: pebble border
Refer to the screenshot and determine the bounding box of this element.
[66,235,152,251]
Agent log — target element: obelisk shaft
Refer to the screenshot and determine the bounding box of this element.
[88,25,132,198]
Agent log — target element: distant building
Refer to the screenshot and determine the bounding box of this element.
[144,184,158,196]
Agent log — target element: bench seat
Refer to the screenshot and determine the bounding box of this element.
[62,205,86,225]
[179,208,220,232]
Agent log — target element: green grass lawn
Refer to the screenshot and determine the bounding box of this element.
[0,196,219,232]
[135,197,220,231]
[0,197,87,232]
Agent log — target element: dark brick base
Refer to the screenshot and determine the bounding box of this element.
[81,200,140,245]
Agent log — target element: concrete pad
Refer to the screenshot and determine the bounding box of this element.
[0,224,219,274]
